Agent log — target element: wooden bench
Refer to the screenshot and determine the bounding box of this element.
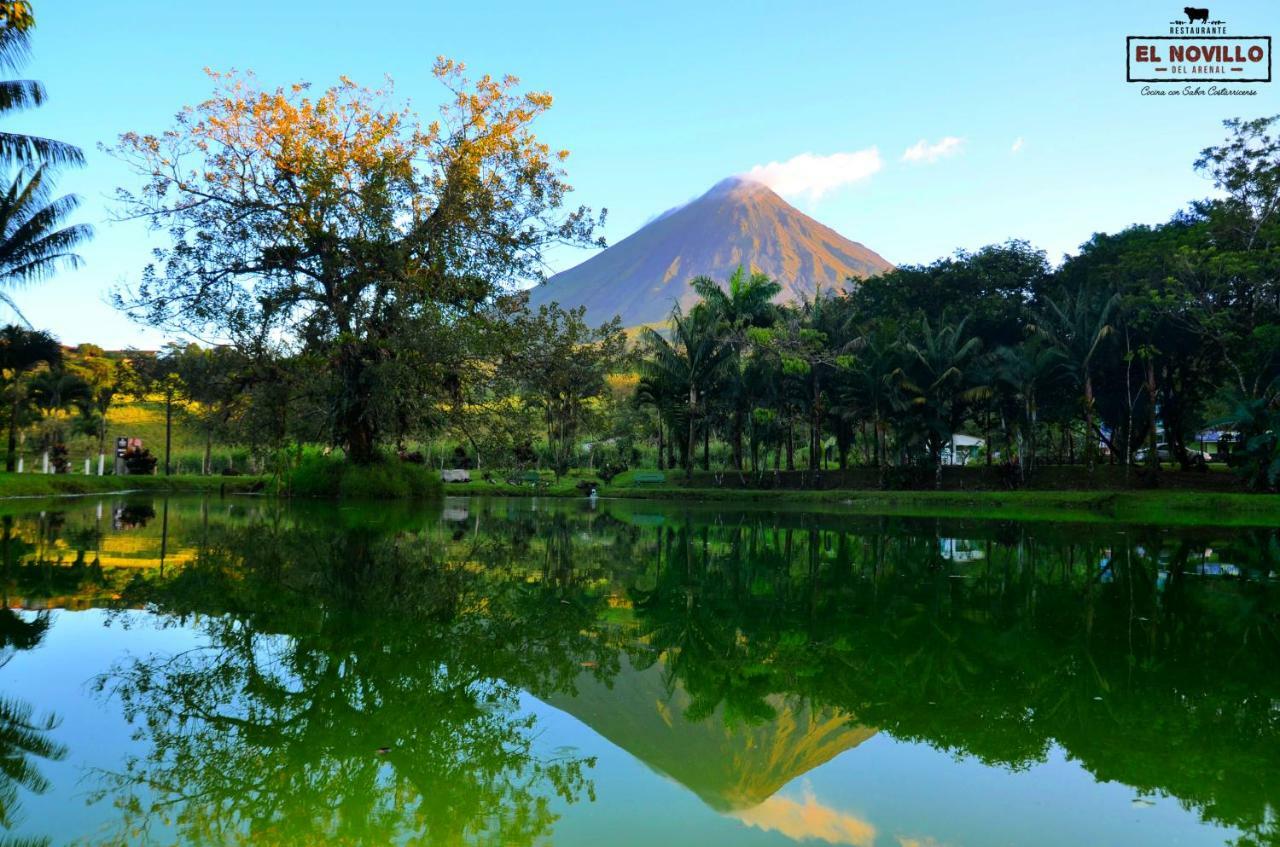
[632,471,666,485]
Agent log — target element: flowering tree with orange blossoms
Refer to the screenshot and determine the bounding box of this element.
[110,59,603,463]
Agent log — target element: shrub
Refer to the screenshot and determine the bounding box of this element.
[283,451,442,499]
[1216,397,1280,493]
[123,444,159,475]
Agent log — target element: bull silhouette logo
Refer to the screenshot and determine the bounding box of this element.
[1184,6,1210,22]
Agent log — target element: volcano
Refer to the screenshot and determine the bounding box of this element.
[527,176,892,327]
[542,654,876,813]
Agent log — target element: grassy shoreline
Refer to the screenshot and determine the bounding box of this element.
[0,472,265,499]
[440,474,1280,526]
[2,469,1276,528]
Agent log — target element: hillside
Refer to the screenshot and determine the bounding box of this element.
[543,654,875,812]
[527,176,892,326]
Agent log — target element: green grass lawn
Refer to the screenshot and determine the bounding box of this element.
[32,399,255,476]
[0,472,265,499]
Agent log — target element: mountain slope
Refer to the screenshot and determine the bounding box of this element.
[528,176,892,326]
[542,654,876,813]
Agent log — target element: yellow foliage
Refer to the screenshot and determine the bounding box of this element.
[106,404,164,426]
[0,2,33,30]
[117,58,570,252]
[607,372,639,397]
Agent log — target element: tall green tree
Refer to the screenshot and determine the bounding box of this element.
[994,336,1067,479]
[839,328,899,481]
[508,304,626,478]
[27,366,89,471]
[0,324,56,471]
[895,317,987,487]
[634,368,683,471]
[1037,287,1118,470]
[640,307,732,479]
[162,343,252,475]
[690,267,781,469]
[110,63,602,464]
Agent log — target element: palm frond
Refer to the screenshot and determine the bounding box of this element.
[0,133,84,169]
[0,290,30,326]
[0,78,42,114]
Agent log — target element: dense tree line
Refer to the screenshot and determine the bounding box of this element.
[0,18,1242,494]
[87,111,1280,493]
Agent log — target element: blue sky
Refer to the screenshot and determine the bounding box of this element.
[12,0,1280,346]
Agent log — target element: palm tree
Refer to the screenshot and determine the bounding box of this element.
[640,306,732,479]
[690,268,781,469]
[1039,288,1119,470]
[995,338,1068,481]
[634,370,682,470]
[1211,388,1280,492]
[0,166,92,323]
[840,331,899,483]
[28,367,90,471]
[0,5,83,169]
[689,266,781,337]
[895,317,987,488]
[0,325,58,471]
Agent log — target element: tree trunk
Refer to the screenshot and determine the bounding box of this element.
[933,439,943,490]
[1026,399,1037,479]
[203,430,212,476]
[686,386,696,480]
[985,412,993,467]
[164,390,173,477]
[656,416,665,471]
[1083,374,1097,472]
[875,416,888,488]
[731,411,743,470]
[337,342,378,464]
[5,388,17,473]
[1145,358,1160,473]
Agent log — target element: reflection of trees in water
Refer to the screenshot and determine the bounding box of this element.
[0,608,63,847]
[94,516,612,846]
[11,497,1280,845]
[0,511,108,605]
[617,512,1280,847]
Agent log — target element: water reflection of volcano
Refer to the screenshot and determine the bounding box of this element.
[544,654,876,813]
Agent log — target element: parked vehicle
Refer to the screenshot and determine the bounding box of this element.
[1134,443,1212,464]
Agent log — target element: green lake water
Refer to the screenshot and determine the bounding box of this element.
[0,494,1276,846]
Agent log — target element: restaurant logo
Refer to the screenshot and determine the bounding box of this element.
[1127,8,1271,83]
